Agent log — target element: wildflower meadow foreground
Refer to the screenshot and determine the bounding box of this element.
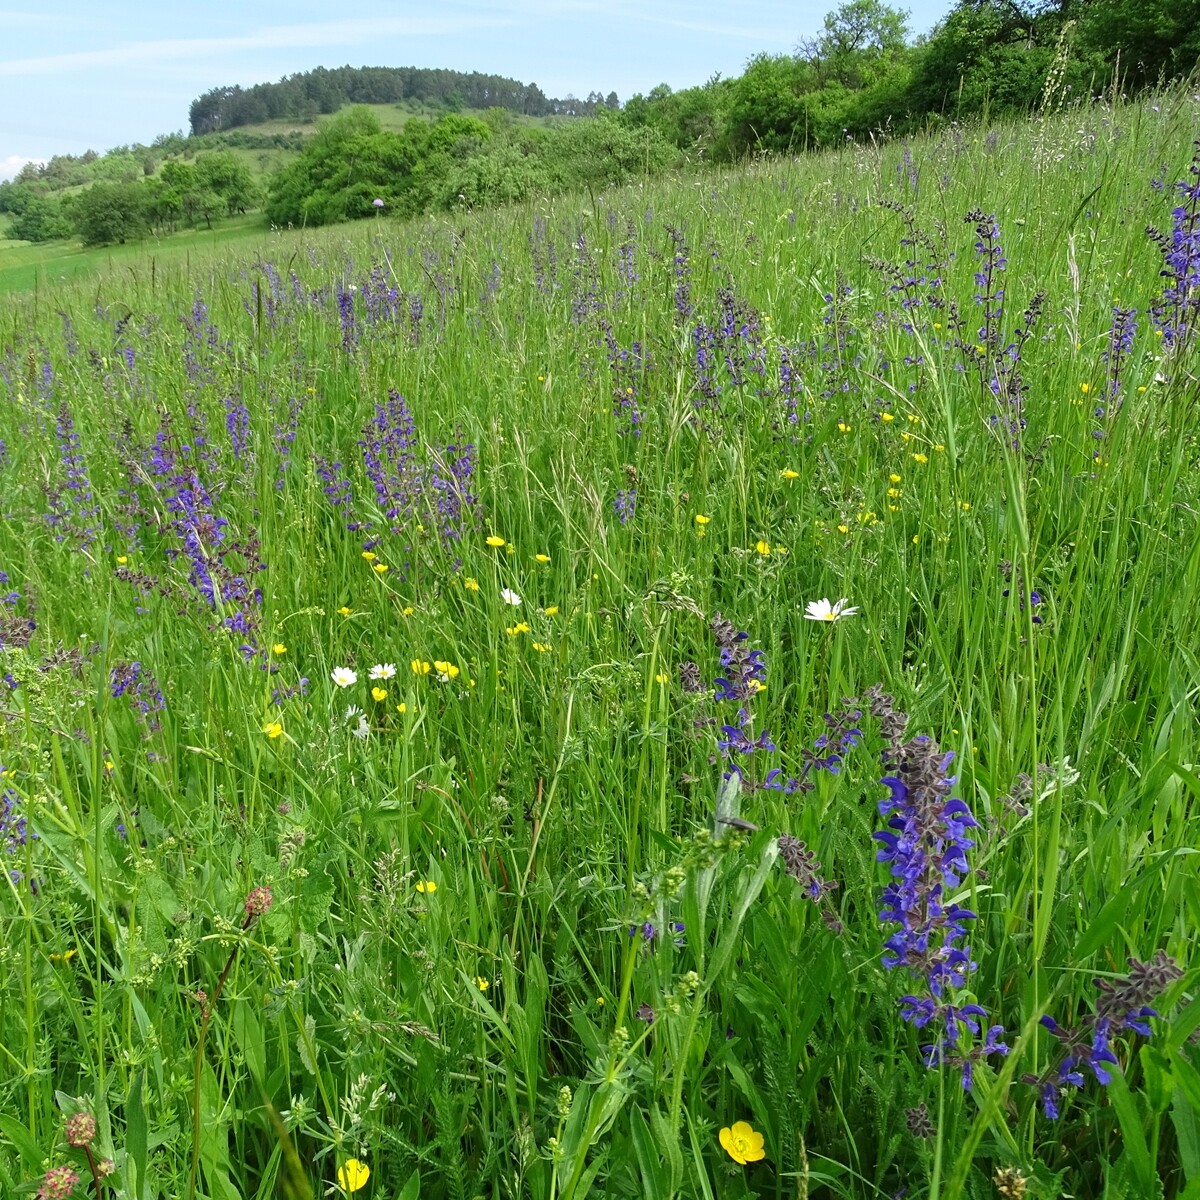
[2,97,1200,1199]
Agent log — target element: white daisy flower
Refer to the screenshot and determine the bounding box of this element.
[331,666,358,687]
[500,587,522,606]
[369,663,397,680]
[351,715,370,740]
[803,597,859,623]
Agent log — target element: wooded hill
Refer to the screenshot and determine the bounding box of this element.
[188,65,619,135]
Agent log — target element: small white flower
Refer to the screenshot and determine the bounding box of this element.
[369,663,397,680]
[352,715,370,740]
[344,704,363,721]
[803,597,859,623]
[500,588,522,606]
[331,666,358,687]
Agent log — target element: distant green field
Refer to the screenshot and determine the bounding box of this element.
[0,214,275,297]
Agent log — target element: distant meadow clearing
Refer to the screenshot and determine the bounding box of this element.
[1,92,1200,1200]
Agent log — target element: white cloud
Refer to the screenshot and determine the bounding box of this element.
[0,15,514,77]
[0,154,45,181]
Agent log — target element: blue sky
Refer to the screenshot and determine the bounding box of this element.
[1,0,953,178]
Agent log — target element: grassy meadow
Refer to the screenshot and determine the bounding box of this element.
[1,88,1199,1200]
[0,216,273,299]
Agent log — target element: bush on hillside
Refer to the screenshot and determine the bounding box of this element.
[7,196,74,242]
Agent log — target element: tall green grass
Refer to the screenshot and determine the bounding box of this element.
[0,88,1198,1200]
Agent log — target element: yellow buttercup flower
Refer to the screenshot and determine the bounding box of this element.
[475,976,490,992]
[373,563,388,574]
[912,453,928,464]
[719,1121,766,1165]
[889,473,901,483]
[655,672,669,684]
[371,687,388,702]
[411,659,431,675]
[272,643,287,655]
[116,555,128,565]
[543,606,559,616]
[486,535,505,547]
[837,422,851,433]
[694,513,711,524]
[263,721,283,740]
[416,880,437,894]
[338,1159,370,1193]
[338,606,353,617]
[780,468,799,480]
[755,540,771,556]
[396,702,407,714]
[535,553,550,563]
[361,551,377,562]
[881,411,895,423]
[464,577,480,591]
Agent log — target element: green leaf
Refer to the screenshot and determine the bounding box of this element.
[630,1109,672,1200]
[125,1069,150,1200]
[0,1113,43,1170]
[397,1168,421,1200]
[297,1013,319,1075]
[1106,1068,1156,1195]
[648,1105,683,1197]
[232,998,266,1082]
[707,837,779,981]
[1141,1043,1174,1114]
[1173,1082,1200,1183]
